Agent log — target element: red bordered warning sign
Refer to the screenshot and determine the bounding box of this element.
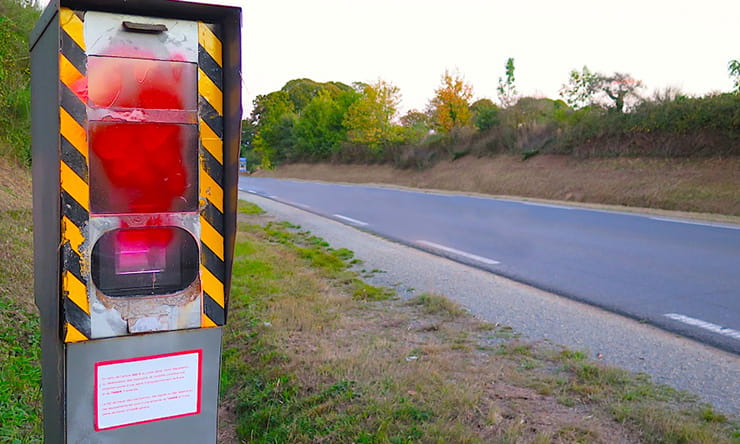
[94,349,202,431]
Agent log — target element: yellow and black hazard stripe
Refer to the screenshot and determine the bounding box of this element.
[198,22,227,327]
[59,7,91,343]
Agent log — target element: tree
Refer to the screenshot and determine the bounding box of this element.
[240,119,255,157]
[427,69,474,132]
[280,78,324,111]
[400,110,428,128]
[559,66,600,109]
[398,109,430,144]
[249,91,296,167]
[559,67,643,112]
[471,99,499,131]
[247,79,362,165]
[250,91,293,127]
[281,78,354,112]
[601,72,643,112]
[344,79,403,152]
[497,57,517,108]
[729,59,740,93]
[293,89,358,159]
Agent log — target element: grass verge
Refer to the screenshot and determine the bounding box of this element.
[221,205,740,443]
[0,158,42,443]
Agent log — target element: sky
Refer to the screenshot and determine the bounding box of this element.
[237,0,739,115]
[39,0,740,115]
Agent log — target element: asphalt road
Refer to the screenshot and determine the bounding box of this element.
[238,177,740,355]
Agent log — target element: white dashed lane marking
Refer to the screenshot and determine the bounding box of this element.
[416,240,501,265]
[333,214,368,226]
[519,201,576,210]
[664,313,740,340]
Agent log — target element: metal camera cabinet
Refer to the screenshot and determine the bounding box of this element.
[30,1,241,441]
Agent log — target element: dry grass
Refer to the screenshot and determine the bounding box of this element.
[253,154,740,218]
[0,157,32,212]
[0,157,34,313]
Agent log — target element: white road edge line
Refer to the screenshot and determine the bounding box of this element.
[333,214,368,226]
[649,217,740,230]
[519,201,576,210]
[281,200,311,210]
[416,240,501,265]
[664,313,740,341]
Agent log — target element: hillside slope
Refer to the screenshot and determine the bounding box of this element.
[253,155,740,218]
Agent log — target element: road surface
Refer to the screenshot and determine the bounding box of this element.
[238,177,740,355]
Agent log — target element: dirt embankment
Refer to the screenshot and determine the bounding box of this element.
[252,155,740,219]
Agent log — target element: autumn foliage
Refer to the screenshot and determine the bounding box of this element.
[242,64,739,169]
[427,70,473,132]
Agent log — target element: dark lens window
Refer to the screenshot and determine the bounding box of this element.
[91,227,198,297]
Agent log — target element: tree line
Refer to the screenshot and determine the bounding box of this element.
[243,59,740,169]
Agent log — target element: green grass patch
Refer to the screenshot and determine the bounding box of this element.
[259,221,394,301]
[407,292,466,318]
[0,297,42,443]
[351,281,394,301]
[238,199,266,215]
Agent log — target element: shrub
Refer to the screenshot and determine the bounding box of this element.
[0,0,41,165]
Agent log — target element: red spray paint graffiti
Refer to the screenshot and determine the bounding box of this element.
[84,47,197,215]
